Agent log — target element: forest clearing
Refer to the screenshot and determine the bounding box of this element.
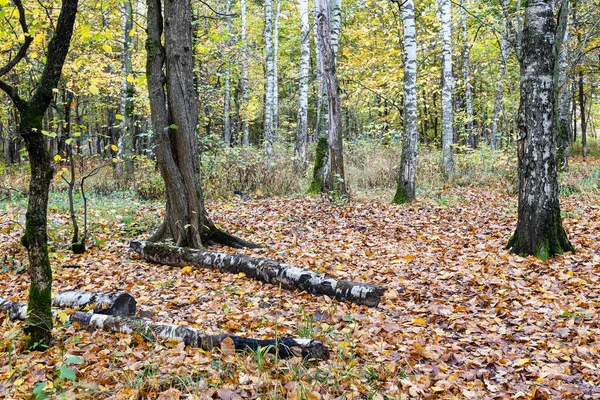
[1,0,600,398]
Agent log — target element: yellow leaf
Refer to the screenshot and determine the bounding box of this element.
[412,317,427,326]
[238,272,246,277]
[102,43,112,53]
[126,74,135,83]
[54,154,62,162]
[57,311,69,323]
[221,336,236,355]
[514,358,530,367]
[129,28,135,37]
[111,144,118,152]
[14,378,24,386]
[89,85,99,95]
[334,264,344,270]
[402,255,416,263]
[181,266,194,274]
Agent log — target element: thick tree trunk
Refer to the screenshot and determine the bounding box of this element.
[506,0,574,261]
[439,0,454,176]
[116,0,135,177]
[69,312,329,360]
[294,0,310,171]
[145,0,256,249]
[316,0,347,198]
[393,0,418,204]
[130,240,386,307]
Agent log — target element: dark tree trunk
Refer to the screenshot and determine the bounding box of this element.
[0,0,79,349]
[506,0,574,261]
[578,72,586,158]
[145,0,257,249]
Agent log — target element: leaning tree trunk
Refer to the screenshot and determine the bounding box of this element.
[0,0,79,349]
[393,0,418,204]
[317,0,347,197]
[146,0,256,249]
[506,0,574,260]
[294,0,310,171]
[439,0,454,176]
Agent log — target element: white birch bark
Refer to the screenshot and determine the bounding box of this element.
[394,0,418,203]
[294,0,310,169]
[439,0,454,176]
[241,0,250,147]
[223,0,232,146]
[272,0,281,136]
[313,1,326,139]
[490,0,510,150]
[460,0,474,148]
[264,0,275,162]
[555,0,571,171]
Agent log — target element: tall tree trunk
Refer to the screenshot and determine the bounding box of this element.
[393,0,418,204]
[439,0,454,176]
[506,0,574,260]
[294,0,310,170]
[316,0,347,198]
[264,0,275,163]
[223,0,233,146]
[116,0,135,177]
[0,0,79,349]
[240,0,250,147]
[145,0,256,249]
[460,0,474,148]
[272,0,281,136]
[554,0,571,171]
[578,71,586,158]
[313,1,326,141]
[490,0,509,150]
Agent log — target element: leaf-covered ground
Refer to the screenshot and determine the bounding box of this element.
[1,163,599,399]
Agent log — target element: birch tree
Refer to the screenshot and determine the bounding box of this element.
[272,0,281,135]
[223,0,232,146]
[264,0,275,162]
[439,0,454,176]
[393,0,418,204]
[294,0,310,170]
[490,0,510,150]
[506,0,574,260]
[241,0,250,147]
[116,0,134,177]
[555,0,571,171]
[460,0,474,148]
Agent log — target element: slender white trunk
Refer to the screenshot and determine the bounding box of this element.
[223,0,232,146]
[272,0,281,136]
[264,0,275,161]
[394,0,418,203]
[294,0,310,169]
[241,0,250,147]
[490,0,509,150]
[313,2,325,138]
[460,0,474,147]
[330,0,342,62]
[439,0,454,175]
[555,0,571,170]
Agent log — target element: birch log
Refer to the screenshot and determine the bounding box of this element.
[69,312,329,360]
[130,240,385,307]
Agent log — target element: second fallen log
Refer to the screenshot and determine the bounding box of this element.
[130,240,386,307]
[52,290,136,316]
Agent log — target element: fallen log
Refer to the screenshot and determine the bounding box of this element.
[130,240,386,307]
[0,291,136,319]
[69,312,329,360]
[52,291,136,316]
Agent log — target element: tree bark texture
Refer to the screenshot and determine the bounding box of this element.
[460,0,474,148]
[294,0,310,171]
[241,0,250,147]
[394,0,418,204]
[0,0,79,349]
[145,0,255,249]
[69,312,329,360]
[130,240,386,307]
[316,0,347,197]
[223,0,232,146]
[554,0,571,171]
[506,0,574,260]
[439,0,454,176]
[264,0,275,164]
[490,0,510,150]
[116,0,135,177]
[272,0,281,136]
[578,71,586,158]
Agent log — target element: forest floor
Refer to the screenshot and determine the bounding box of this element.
[0,157,599,399]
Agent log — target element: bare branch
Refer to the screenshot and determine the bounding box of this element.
[0,0,33,78]
[0,79,25,111]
